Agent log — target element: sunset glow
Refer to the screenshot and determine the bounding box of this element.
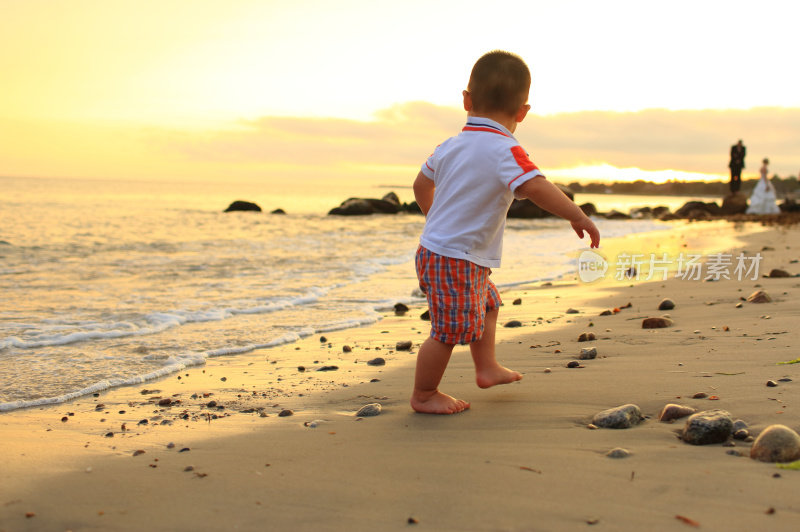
[2,0,799,184]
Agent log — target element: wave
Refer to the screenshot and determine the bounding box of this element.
[0,287,332,351]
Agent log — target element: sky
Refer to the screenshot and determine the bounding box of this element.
[2,0,799,185]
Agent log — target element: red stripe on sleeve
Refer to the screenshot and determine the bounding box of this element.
[510,145,538,173]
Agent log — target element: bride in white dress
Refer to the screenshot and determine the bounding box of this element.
[746,158,781,214]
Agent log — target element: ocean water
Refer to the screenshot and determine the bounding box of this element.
[0,176,682,412]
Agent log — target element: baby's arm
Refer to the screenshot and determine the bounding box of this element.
[413,172,435,215]
[515,177,600,248]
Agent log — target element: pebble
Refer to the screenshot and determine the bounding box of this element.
[746,290,771,303]
[578,332,596,342]
[606,448,631,459]
[420,310,430,321]
[681,410,733,445]
[356,403,382,417]
[579,347,597,360]
[158,398,172,406]
[642,317,673,329]
[319,336,327,342]
[566,308,580,314]
[692,392,708,399]
[658,404,696,422]
[504,320,523,328]
[658,298,676,310]
[512,298,522,305]
[591,404,644,429]
[343,345,352,353]
[396,340,413,351]
[768,269,791,278]
[394,302,409,315]
[278,409,294,417]
[750,424,800,463]
[599,310,613,316]
[366,357,386,366]
[766,380,778,387]
[733,429,750,440]
[566,361,583,368]
[543,368,552,373]
[316,365,339,371]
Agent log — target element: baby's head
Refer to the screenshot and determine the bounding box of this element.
[465,51,531,119]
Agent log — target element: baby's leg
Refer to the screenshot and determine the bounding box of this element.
[471,307,523,388]
[410,337,470,414]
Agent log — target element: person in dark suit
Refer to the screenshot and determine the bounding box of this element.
[729,139,746,193]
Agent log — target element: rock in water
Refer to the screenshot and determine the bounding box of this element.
[746,290,771,303]
[224,200,262,212]
[396,341,413,351]
[720,192,748,215]
[642,317,673,328]
[592,404,644,429]
[750,425,800,463]
[366,357,385,366]
[394,303,409,315]
[681,410,733,445]
[658,404,696,422]
[356,403,382,417]
[657,298,675,310]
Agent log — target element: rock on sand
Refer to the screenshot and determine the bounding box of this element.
[356,403,382,417]
[657,298,675,310]
[680,410,733,445]
[750,424,800,463]
[658,404,696,422]
[746,290,772,303]
[642,317,673,328]
[592,404,644,429]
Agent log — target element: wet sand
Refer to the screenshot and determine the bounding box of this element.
[2,220,799,531]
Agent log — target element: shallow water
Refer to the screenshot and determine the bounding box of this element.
[0,175,683,410]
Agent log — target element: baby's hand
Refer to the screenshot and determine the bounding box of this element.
[571,217,600,248]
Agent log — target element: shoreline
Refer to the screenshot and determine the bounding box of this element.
[2,220,799,531]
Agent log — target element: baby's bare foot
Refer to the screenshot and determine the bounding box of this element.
[410,390,470,415]
[476,365,523,389]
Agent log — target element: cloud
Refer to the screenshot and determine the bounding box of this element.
[517,107,800,175]
[157,104,800,180]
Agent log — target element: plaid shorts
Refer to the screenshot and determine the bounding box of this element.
[415,245,501,345]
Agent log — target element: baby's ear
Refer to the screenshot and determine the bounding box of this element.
[515,103,531,123]
[462,90,473,112]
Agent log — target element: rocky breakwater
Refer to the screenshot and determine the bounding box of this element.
[328,192,421,216]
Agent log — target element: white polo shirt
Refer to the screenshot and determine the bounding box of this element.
[419,116,544,268]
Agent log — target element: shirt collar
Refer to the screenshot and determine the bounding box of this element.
[462,116,514,138]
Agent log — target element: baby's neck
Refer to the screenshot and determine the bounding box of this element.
[468,111,518,133]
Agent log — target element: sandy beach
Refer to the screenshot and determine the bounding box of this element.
[2,220,799,532]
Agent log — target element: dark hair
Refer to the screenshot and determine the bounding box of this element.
[467,51,531,116]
